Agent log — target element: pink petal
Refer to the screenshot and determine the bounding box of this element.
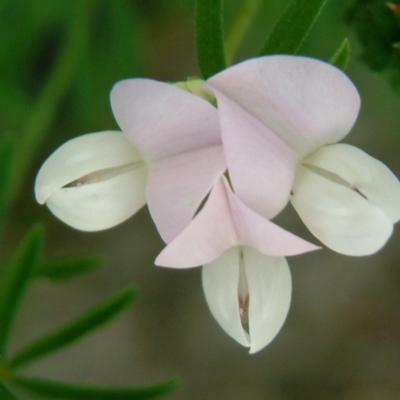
[155,178,237,268]
[208,55,360,153]
[111,79,226,242]
[226,179,320,256]
[207,55,360,218]
[155,177,319,268]
[147,145,225,242]
[212,89,299,219]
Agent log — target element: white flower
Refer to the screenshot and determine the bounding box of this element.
[290,144,400,255]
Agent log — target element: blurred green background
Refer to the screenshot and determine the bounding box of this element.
[2,0,400,399]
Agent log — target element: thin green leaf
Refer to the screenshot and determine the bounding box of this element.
[36,255,104,281]
[11,375,176,400]
[330,38,351,70]
[0,224,43,356]
[0,383,20,400]
[0,133,15,226]
[8,286,137,369]
[259,0,327,56]
[196,0,226,79]
[225,0,263,64]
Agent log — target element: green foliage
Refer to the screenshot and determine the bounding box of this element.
[0,384,19,400]
[36,254,104,281]
[330,38,351,70]
[259,0,328,56]
[10,376,176,400]
[9,286,137,368]
[196,0,226,79]
[225,0,263,63]
[0,226,175,399]
[0,225,43,356]
[346,0,400,93]
[0,133,16,227]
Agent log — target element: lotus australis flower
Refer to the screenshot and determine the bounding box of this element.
[204,55,400,255]
[156,177,319,353]
[35,79,225,239]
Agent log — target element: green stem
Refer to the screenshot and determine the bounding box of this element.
[225,0,263,64]
[9,0,93,203]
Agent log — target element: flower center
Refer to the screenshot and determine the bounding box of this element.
[302,163,368,200]
[238,248,250,329]
[64,161,145,187]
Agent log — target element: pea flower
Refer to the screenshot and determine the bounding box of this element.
[35,79,225,240]
[204,55,400,255]
[156,177,319,353]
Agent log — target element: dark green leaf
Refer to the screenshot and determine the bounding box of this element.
[8,286,137,369]
[11,375,176,399]
[346,0,400,93]
[36,255,104,281]
[259,0,327,56]
[0,383,20,400]
[330,38,351,70]
[10,0,93,205]
[0,133,16,227]
[0,225,43,356]
[196,0,226,79]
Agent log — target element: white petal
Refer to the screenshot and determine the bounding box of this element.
[291,165,393,255]
[303,143,400,223]
[35,131,143,204]
[45,166,147,231]
[243,249,291,354]
[202,248,250,348]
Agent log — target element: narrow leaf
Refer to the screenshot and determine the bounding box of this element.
[0,133,16,226]
[196,0,226,79]
[11,375,176,399]
[0,384,20,400]
[8,286,137,369]
[0,224,43,356]
[330,38,350,70]
[259,0,327,56]
[225,0,263,63]
[37,255,104,281]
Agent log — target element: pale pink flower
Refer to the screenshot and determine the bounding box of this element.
[156,177,319,353]
[35,79,225,239]
[204,55,400,255]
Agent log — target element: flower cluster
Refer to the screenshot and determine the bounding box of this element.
[35,56,400,353]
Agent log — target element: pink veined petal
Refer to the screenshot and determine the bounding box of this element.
[291,165,393,256]
[110,79,226,241]
[147,145,225,242]
[45,166,147,231]
[208,55,360,154]
[155,177,319,268]
[224,173,320,256]
[303,143,400,223]
[243,249,292,354]
[212,89,299,219]
[155,178,237,268]
[202,248,250,348]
